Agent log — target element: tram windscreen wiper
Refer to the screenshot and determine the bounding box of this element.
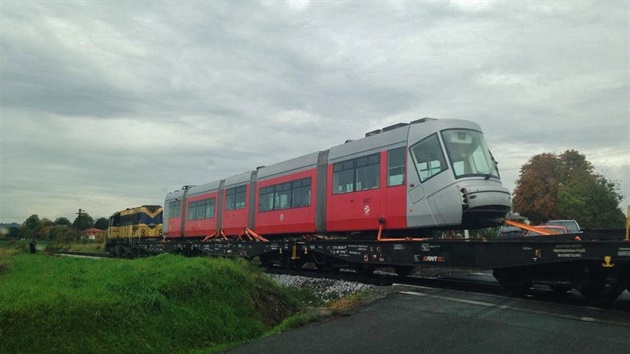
[485,153,498,180]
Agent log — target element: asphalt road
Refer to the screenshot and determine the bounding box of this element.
[223,285,630,354]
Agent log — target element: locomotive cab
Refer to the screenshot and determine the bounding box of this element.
[406,119,511,230]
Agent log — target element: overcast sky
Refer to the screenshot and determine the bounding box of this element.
[1,0,628,224]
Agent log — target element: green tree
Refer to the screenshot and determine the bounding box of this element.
[35,218,54,240]
[22,214,40,229]
[72,211,94,231]
[54,217,72,226]
[7,226,20,239]
[20,214,40,240]
[513,150,625,227]
[18,215,58,240]
[49,225,77,245]
[94,217,109,230]
[577,175,626,228]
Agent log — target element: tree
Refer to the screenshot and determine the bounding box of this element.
[20,214,40,240]
[513,150,626,227]
[18,215,57,240]
[512,153,560,224]
[72,211,94,231]
[22,214,40,230]
[94,217,109,230]
[35,218,54,240]
[54,217,72,226]
[49,225,77,245]
[577,175,626,228]
[7,226,20,239]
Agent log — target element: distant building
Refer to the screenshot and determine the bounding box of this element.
[81,228,104,240]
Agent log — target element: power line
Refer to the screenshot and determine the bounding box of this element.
[499,148,630,172]
[586,149,630,159]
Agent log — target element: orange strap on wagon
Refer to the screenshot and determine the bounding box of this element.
[503,219,554,236]
[376,217,427,242]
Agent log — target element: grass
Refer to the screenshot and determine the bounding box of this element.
[0,243,374,353]
[0,247,20,275]
[0,251,302,354]
[327,291,373,313]
[46,239,107,253]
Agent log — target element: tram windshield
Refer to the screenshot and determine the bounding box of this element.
[441,129,499,179]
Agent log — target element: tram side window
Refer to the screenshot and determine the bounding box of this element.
[274,182,292,210]
[333,153,380,194]
[333,160,355,193]
[188,198,216,220]
[292,178,311,207]
[167,200,181,218]
[259,186,274,212]
[226,185,247,210]
[388,147,405,186]
[258,178,312,212]
[356,154,380,191]
[410,134,447,182]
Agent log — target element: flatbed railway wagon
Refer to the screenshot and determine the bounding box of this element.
[134,229,630,305]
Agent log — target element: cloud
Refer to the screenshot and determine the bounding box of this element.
[1,1,627,223]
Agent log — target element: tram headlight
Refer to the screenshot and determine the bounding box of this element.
[460,188,469,208]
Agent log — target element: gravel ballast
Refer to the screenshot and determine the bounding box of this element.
[268,267,479,305]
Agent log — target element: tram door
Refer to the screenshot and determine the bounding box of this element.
[406,132,457,228]
[326,152,382,232]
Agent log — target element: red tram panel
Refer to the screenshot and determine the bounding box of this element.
[184,191,219,237]
[326,152,384,232]
[220,185,250,236]
[254,169,317,235]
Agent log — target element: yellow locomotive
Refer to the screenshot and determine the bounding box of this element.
[107,205,163,239]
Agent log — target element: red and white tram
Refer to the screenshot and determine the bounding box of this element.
[163,118,511,238]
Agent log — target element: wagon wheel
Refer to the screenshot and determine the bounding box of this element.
[578,282,626,305]
[394,266,415,277]
[577,263,628,305]
[312,252,336,272]
[354,263,376,276]
[287,257,306,270]
[493,267,532,296]
[549,285,573,294]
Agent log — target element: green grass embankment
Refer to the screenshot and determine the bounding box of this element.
[0,251,300,353]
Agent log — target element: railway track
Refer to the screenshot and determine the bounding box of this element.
[266,265,630,312]
[53,251,111,258]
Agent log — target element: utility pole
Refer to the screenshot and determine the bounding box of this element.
[76,209,84,239]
